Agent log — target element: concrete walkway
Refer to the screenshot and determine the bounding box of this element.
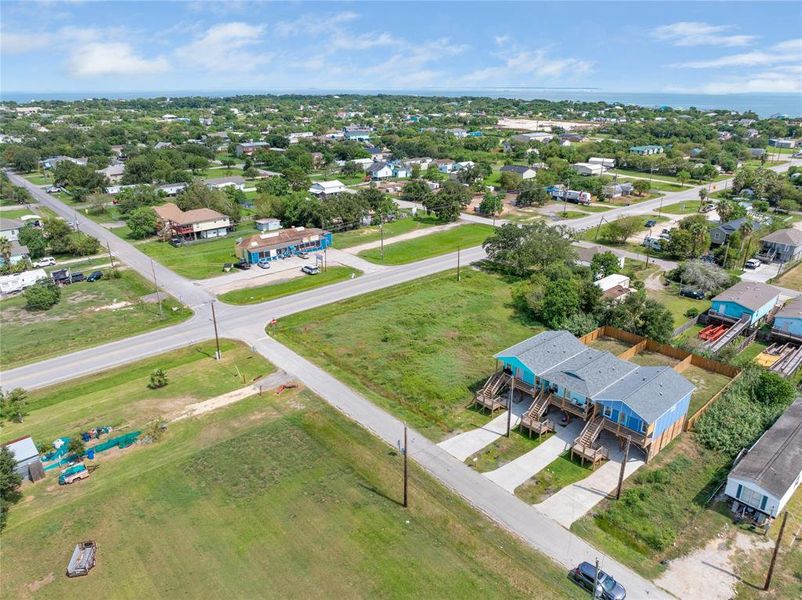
[438,398,532,461]
[325,247,386,273]
[484,418,583,492]
[538,434,646,528]
[342,221,461,254]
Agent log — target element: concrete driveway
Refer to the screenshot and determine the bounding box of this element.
[739,262,781,284]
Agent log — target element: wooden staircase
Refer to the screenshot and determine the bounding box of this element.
[520,390,554,437]
[473,371,508,413]
[571,414,608,467]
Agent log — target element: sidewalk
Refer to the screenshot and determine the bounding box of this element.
[438,398,532,461]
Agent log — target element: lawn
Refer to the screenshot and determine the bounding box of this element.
[333,215,440,249]
[571,434,731,579]
[734,341,769,367]
[554,210,588,219]
[587,337,634,356]
[515,452,593,504]
[139,226,258,279]
[647,288,710,329]
[578,204,613,213]
[196,166,246,179]
[0,270,191,369]
[0,381,585,599]
[467,428,551,473]
[0,207,41,219]
[773,262,802,291]
[274,268,542,440]
[218,267,361,305]
[659,200,702,215]
[682,365,732,418]
[359,224,494,265]
[22,172,51,185]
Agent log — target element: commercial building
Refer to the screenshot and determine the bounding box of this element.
[236,227,332,263]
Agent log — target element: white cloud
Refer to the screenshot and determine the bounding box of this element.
[274,11,357,38]
[672,38,802,68]
[1,32,52,54]
[459,46,593,86]
[653,21,756,47]
[174,22,267,71]
[696,70,802,94]
[68,42,169,77]
[329,31,400,51]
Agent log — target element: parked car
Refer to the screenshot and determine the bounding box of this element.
[70,272,85,283]
[222,262,234,272]
[700,253,716,264]
[296,251,309,259]
[234,260,251,271]
[52,268,71,284]
[86,270,103,282]
[169,237,183,247]
[570,562,626,600]
[257,260,271,269]
[680,288,705,300]
[301,265,320,275]
[33,256,56,268]
[644,219,657,228]
[45,186,60,194]
[744,258,762,269]
[642,236,662,251]
[701,203,716,213]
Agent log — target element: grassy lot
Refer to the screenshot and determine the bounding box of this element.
[647,287,710,329]
[622,258,661,284]
[140,226,258,279]
[0,207,41,219]
[773,262,802,291]
[572,434,731,579]
[274,268,542,440]
[359,224,494,265]
[196,167,246,179]
[587,337,635,356]
[682,365,732,418]
[0,340,273,446]
[630,350,679,367]
[0,270,191,369]
[554,210,588,219]
[734,341,768,367]
[218,267,360,305]
[659,200,702,215]
[467,428,551,472]
[22,172,51,185]
[515,452,593,504]
[578,204,613,213]
[333,215,440,249]
[577,215,670,257]
[0,383,585,599]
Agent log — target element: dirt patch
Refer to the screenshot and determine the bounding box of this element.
[27,572,55,593]
[90,300,133,312]
[0,304,68,326]
[644,273,665,291]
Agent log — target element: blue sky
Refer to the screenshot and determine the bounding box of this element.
[1,1,800,94]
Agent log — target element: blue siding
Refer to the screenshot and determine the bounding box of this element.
[595,399,646,433]
[712,297,778,325]
[774,316,802,338]
[651,392,691,438]
[497,357,536,385]
[244,232,333,263]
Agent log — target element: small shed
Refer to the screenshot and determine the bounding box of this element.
[710,281,780,326]
[255,218,281,232]
[4,436,44,482]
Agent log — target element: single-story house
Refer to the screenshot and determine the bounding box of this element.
[205,176,246,191]
[3,435,44,482]
[759,228,802,263]
[495,330,694,462]
[500,165,537,180]
[435,159,456,173]
[510,132,553,144]
[41,155,87,169]
[594,273,633,301]
[309,180,347,198]
[629,145,663,156]
[573,244,625,271]
[288,132,314,144]
[446,128,468,138]
[153,203,231,241]
[236,227,332,263]
[367,162,394,180]
[255,218,282,232]
[343,128,371,142]
[97,162,125,182]
[602,182,634,198]
[749,148,766,159]
[154,141,173,150]
[769,138,798,149]
[392,163,410,178]
[711,217,751,245]
[773,296,802,340]
[725,398,802,524]
[156,182,187,196]
[710,281,780,326]
[0,241,30,266]
[588,157,615,169]
[235,141,271,156]
[571,162,604,176]
[0,218,23,242]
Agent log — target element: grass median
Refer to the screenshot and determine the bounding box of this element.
[218,266,361,305]
[358,223,494,265]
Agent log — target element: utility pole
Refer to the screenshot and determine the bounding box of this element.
[764,511,788,590]
[106,242,115,273]
[506,376,513,438]
[592,558,600,599]
[380,219,385,263]
[615,437,631,500]
[324,245,328,273]
[457,245,461,281]
[150,259,163,319]
[210,300,221,360]
[403,423,408,508]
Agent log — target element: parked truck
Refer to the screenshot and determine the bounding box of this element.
[546,185,592,205]
[59,463,89,485]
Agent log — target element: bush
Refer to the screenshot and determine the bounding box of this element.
[148,368,168,389]
[24,279,61,311]
[685,307,699,318]
[67,438,85,457]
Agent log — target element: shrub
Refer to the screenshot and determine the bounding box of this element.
[148,368,168,389]
[24,279,61,311]
[685,307,699,318]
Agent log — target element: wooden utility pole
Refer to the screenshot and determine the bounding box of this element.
[150,259,163,319]
[764,511,788,590]
[380,219,385,262]
[457,246,461,281]
[210,301,221,360]
[506,376,514,438]
[106,242,115,272]
[403,423,408,508]
[592,558,600,598]
[615,436,631,500]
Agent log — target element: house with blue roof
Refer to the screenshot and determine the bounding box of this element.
[484,330,695,463]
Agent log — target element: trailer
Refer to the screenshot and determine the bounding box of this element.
[546,185,592,205]
[59,463,89,485]
[66,541,96,577]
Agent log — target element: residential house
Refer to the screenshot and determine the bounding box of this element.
[759,228,802,263]
[446,128,468,138]
[574,244,625,270]
[749,148,767,159]
[205,176,246,191]
[629,145,664,155]
[235,141,271,156]
[309,180,347,198]
[725,398,802,525]
[367,162,394,181]
[744,128,760,140]
[0,241,29,266]
[467,131,483,137]
[97,162,125,182]
[0,218,23,242]
[769,138,798,149]
[154,141,173,150]
[392,163,411,178]
[560,133,586,143]
[3,436,44,482]
[288,132,314,144]
[710,281,780,326]
[594,273,633,302]
[718,131,734,142]
[772,296,802,340]
[571,162,604,176]
[494,330,695,462]
[237,227,332,263]
[588,157,615,169]
[710,217,751,245]
[155,182,187,196]
[343,126,371,142]
[153,203,231,241]
[366,146,387,161]
[690,148,704,158]
[500,165,537,180]
[511,132,553,144]
[435,159,456,173]
[255,218,282,232]
[41,155,87,169]
[602,182,634,198]
[405,157,433,171]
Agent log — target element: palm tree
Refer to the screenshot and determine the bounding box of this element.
[698,187,708,212]
[740,222,754,267]
[0,236,11,266]
[688,222,709,257]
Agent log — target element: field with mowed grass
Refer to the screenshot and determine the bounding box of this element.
[358,224,494,265]
[218,266,361,305]
[773,262,802,291]
[333,215,441,249]
[1,383,585,599]
[0,270,191,369]
[139,226,258,279]
[274,268,541,440]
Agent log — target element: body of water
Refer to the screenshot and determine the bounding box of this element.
[2,88,800,118]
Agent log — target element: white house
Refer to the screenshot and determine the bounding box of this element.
[594,273,633,301]
[204,176,246,191]
[769,138,798,149]
[571,162,604,176]
[367,162,394,180]
[500,165,537,180]
[725,398,802,524]
[588,157,615,169]
[0,218,23,242]
[309,180,347,198]
[446,128,468,138]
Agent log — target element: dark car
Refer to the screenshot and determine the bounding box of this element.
[70,272,85,283]
[644,219,657,228]
[680,288,705,300]
[571,562,626,600]
[233,260,251,270]
[52,269,71,284]
[169,237,183,247]
[86,270,103,282]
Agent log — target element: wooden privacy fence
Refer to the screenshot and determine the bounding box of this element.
[685,370,744,431]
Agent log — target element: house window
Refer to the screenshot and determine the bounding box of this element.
[738,486,765,510]
[640,422,647,434]
[602,405,613,418]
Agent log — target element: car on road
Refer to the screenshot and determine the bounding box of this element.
[70,272,85,283]
[744,258,762,269]
[301,265,320,275]
[33,256,56,268]
[644,219,657,228]
[296,251,309,259]
[86,270,103,282]
[570,562,626,600]
[680,288,705,300]
[257,260,271,269]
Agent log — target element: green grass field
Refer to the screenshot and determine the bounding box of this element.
[659,200,702,214]
[196,167,246,179]
[333,215,440,249]
[274,268,541,440]
[646,288,711,329]
[0,270,191,369]
[467,428,551,472]
[359,224,494,265]
[218,267,360,305]
[140,226,258,279]
[0,362,585,599]
[22,172,51,185]
[0,207,41,219]
[515,452,593,505]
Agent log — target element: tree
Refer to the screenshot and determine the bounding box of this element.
[0,237,11,266]
[357,186,387,212]
[43,216,74,254]
[341,161,363,177]
[456,164,482,186]
[602,216,643,244]
[499,170,523,191]
[665,228,694,259]
[478,191,504,216]
[716,199,745,223]
[24,279,60,311]
[282,166,311,191]
[4,146,40,173]
[400,179,432,205]
[483,221,575,276]
[425,181,470,221]
[127,207,157,239]
[604,290,674,342]
[590,251,621,278]
[541,277,580,329]
[676,170,690,186]
[698,187,708,209]
[67,437,85,457]
[177,181,240,223]
[67,232,101,256]
[256,175,291,197]
[0,387,28,423]
[632,180,651,196]
[515,182,549,207]
[752,370,795,407]
[221,157,236,171]
[148,368,168,389]
[18,225,46,259]
[0,446,22,531]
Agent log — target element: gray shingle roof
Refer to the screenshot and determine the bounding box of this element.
[712,281,779,312]
[495,330,587,376]
[760,228,802,247]
[542,348,637,398]
[729,398,802,500]
[776,296,802,320]
[599,367,695,422]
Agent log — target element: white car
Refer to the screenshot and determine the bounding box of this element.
[744,258,762,269]
[33,256,56,268]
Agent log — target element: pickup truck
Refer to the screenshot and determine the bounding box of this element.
[59,463,89,485]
